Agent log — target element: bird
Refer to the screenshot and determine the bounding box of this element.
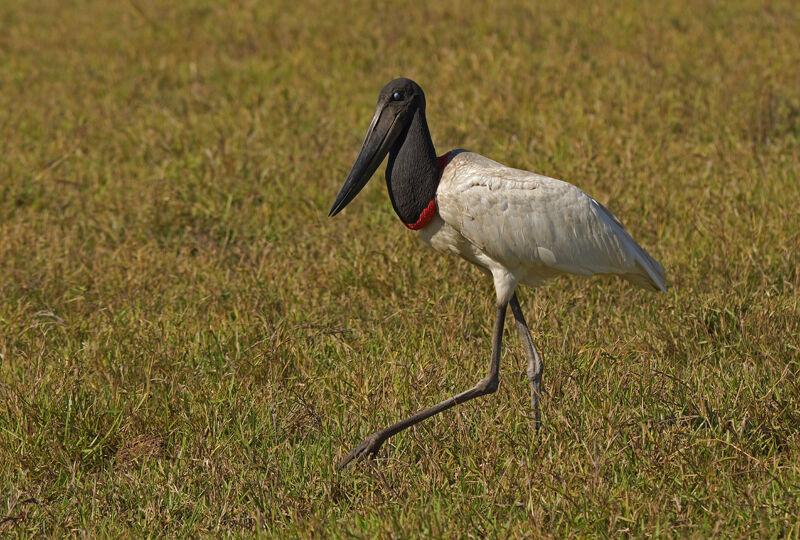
[328,78,666,470]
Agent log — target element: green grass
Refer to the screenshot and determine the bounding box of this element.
[1,0,799,536]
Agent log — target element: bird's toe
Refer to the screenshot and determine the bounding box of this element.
[337,432,386,470]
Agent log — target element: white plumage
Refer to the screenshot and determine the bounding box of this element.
[421,150,666,305]
[329,78,666,469]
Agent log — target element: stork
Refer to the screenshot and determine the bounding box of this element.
[329,78,666,470]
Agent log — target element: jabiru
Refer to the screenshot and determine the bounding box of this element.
[329,78,666,470]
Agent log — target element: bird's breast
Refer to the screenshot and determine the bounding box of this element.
[416,209,497,276]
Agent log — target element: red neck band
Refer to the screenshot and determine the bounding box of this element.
[403,152,450,230]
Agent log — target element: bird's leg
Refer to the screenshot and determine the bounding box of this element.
[509,293,544,430]
[337,302,508,470]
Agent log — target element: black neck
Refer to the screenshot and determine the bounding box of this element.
[385,107,439,225]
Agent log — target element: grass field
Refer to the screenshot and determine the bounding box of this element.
[2,0,799,536]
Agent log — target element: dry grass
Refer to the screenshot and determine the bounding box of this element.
[1,0,799,536]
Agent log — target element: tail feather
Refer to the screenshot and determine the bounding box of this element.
[593,199,666,292]
[625,250,667,292]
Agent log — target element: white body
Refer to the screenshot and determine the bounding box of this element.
[419,151,666,304]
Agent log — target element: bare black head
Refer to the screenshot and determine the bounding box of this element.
[380,77,426,111]
[328,78,429,218]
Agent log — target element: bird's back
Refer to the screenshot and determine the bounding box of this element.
[432,151,666,292]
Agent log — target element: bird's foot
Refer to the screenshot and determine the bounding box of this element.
[337,431,387,470]
[532,408,542,432]
[531,386,542,432]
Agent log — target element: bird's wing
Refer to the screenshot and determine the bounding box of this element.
[436,152,666,291]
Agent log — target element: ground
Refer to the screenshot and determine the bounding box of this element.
[1,0,799,536]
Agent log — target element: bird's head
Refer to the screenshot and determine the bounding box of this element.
[328,78,426,217]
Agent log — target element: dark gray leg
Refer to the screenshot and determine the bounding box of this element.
[510,293,543,429]
[338,302,508,470]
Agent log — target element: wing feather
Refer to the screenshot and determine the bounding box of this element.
[436,152,666,291]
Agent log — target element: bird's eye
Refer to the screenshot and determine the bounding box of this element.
[391,91,402,101]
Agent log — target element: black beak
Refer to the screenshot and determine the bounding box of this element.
[328,101,406,217]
